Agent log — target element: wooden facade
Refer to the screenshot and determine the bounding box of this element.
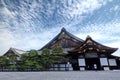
[40,28,120,71]
[68,36,119,70]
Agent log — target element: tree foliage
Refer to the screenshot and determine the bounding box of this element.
[0,46,66,71]
[40,48,53,69]
[19,50,42,70]
[52,46,63,54]
[0,56,9,68]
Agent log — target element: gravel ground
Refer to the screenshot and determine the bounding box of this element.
[0,71,120,80]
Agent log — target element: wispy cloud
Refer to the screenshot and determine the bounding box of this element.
[0,27,16,54]
[0,0,120,56]
[76,20,120,56]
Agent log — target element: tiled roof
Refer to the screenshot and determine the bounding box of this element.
[39,27,84,50]
[3,47,26,56]
[69,36,118,54]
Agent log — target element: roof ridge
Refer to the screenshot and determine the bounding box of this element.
[10,48,21,56]
[69,36,118,54]
[86,37,118,49]
[65,29,84,42]
[61,27,66,31]
[39,28,84,50]
[10,47,26,52]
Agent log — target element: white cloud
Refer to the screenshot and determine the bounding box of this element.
[76,32,105,40]
[76,20,120,56]
[54,0,110,29]
[59,0,108,17]
[110,5,120,11]
[2,27,61,53]
[0,6,15,19]
[0,27,16,55]
[0,0,120,57]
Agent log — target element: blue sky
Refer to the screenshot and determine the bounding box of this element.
[0,0,120,56]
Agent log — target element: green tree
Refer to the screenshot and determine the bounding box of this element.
[40,48,53,70]
[52,46,63,54]
[28,50,40,69]
[52,46,66,64]
[8,54,18,70]
[0,56,9,70]
[18,53,28,71]
[40,46,66,70]
[19,50,42,71]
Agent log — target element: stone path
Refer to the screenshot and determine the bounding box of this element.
[0,71,120,80]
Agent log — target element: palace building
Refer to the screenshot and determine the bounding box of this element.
[3,47,27,60]
[3,28,120,71]
[39,28,120,70]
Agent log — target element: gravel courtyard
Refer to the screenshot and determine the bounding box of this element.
[0,71,120,80]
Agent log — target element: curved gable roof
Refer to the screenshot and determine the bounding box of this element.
[69,36,118,54]
[3,47,26,57]
[39,28,84,50]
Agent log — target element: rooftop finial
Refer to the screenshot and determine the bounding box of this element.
[87,35,92,39]
[61,27,66,31]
